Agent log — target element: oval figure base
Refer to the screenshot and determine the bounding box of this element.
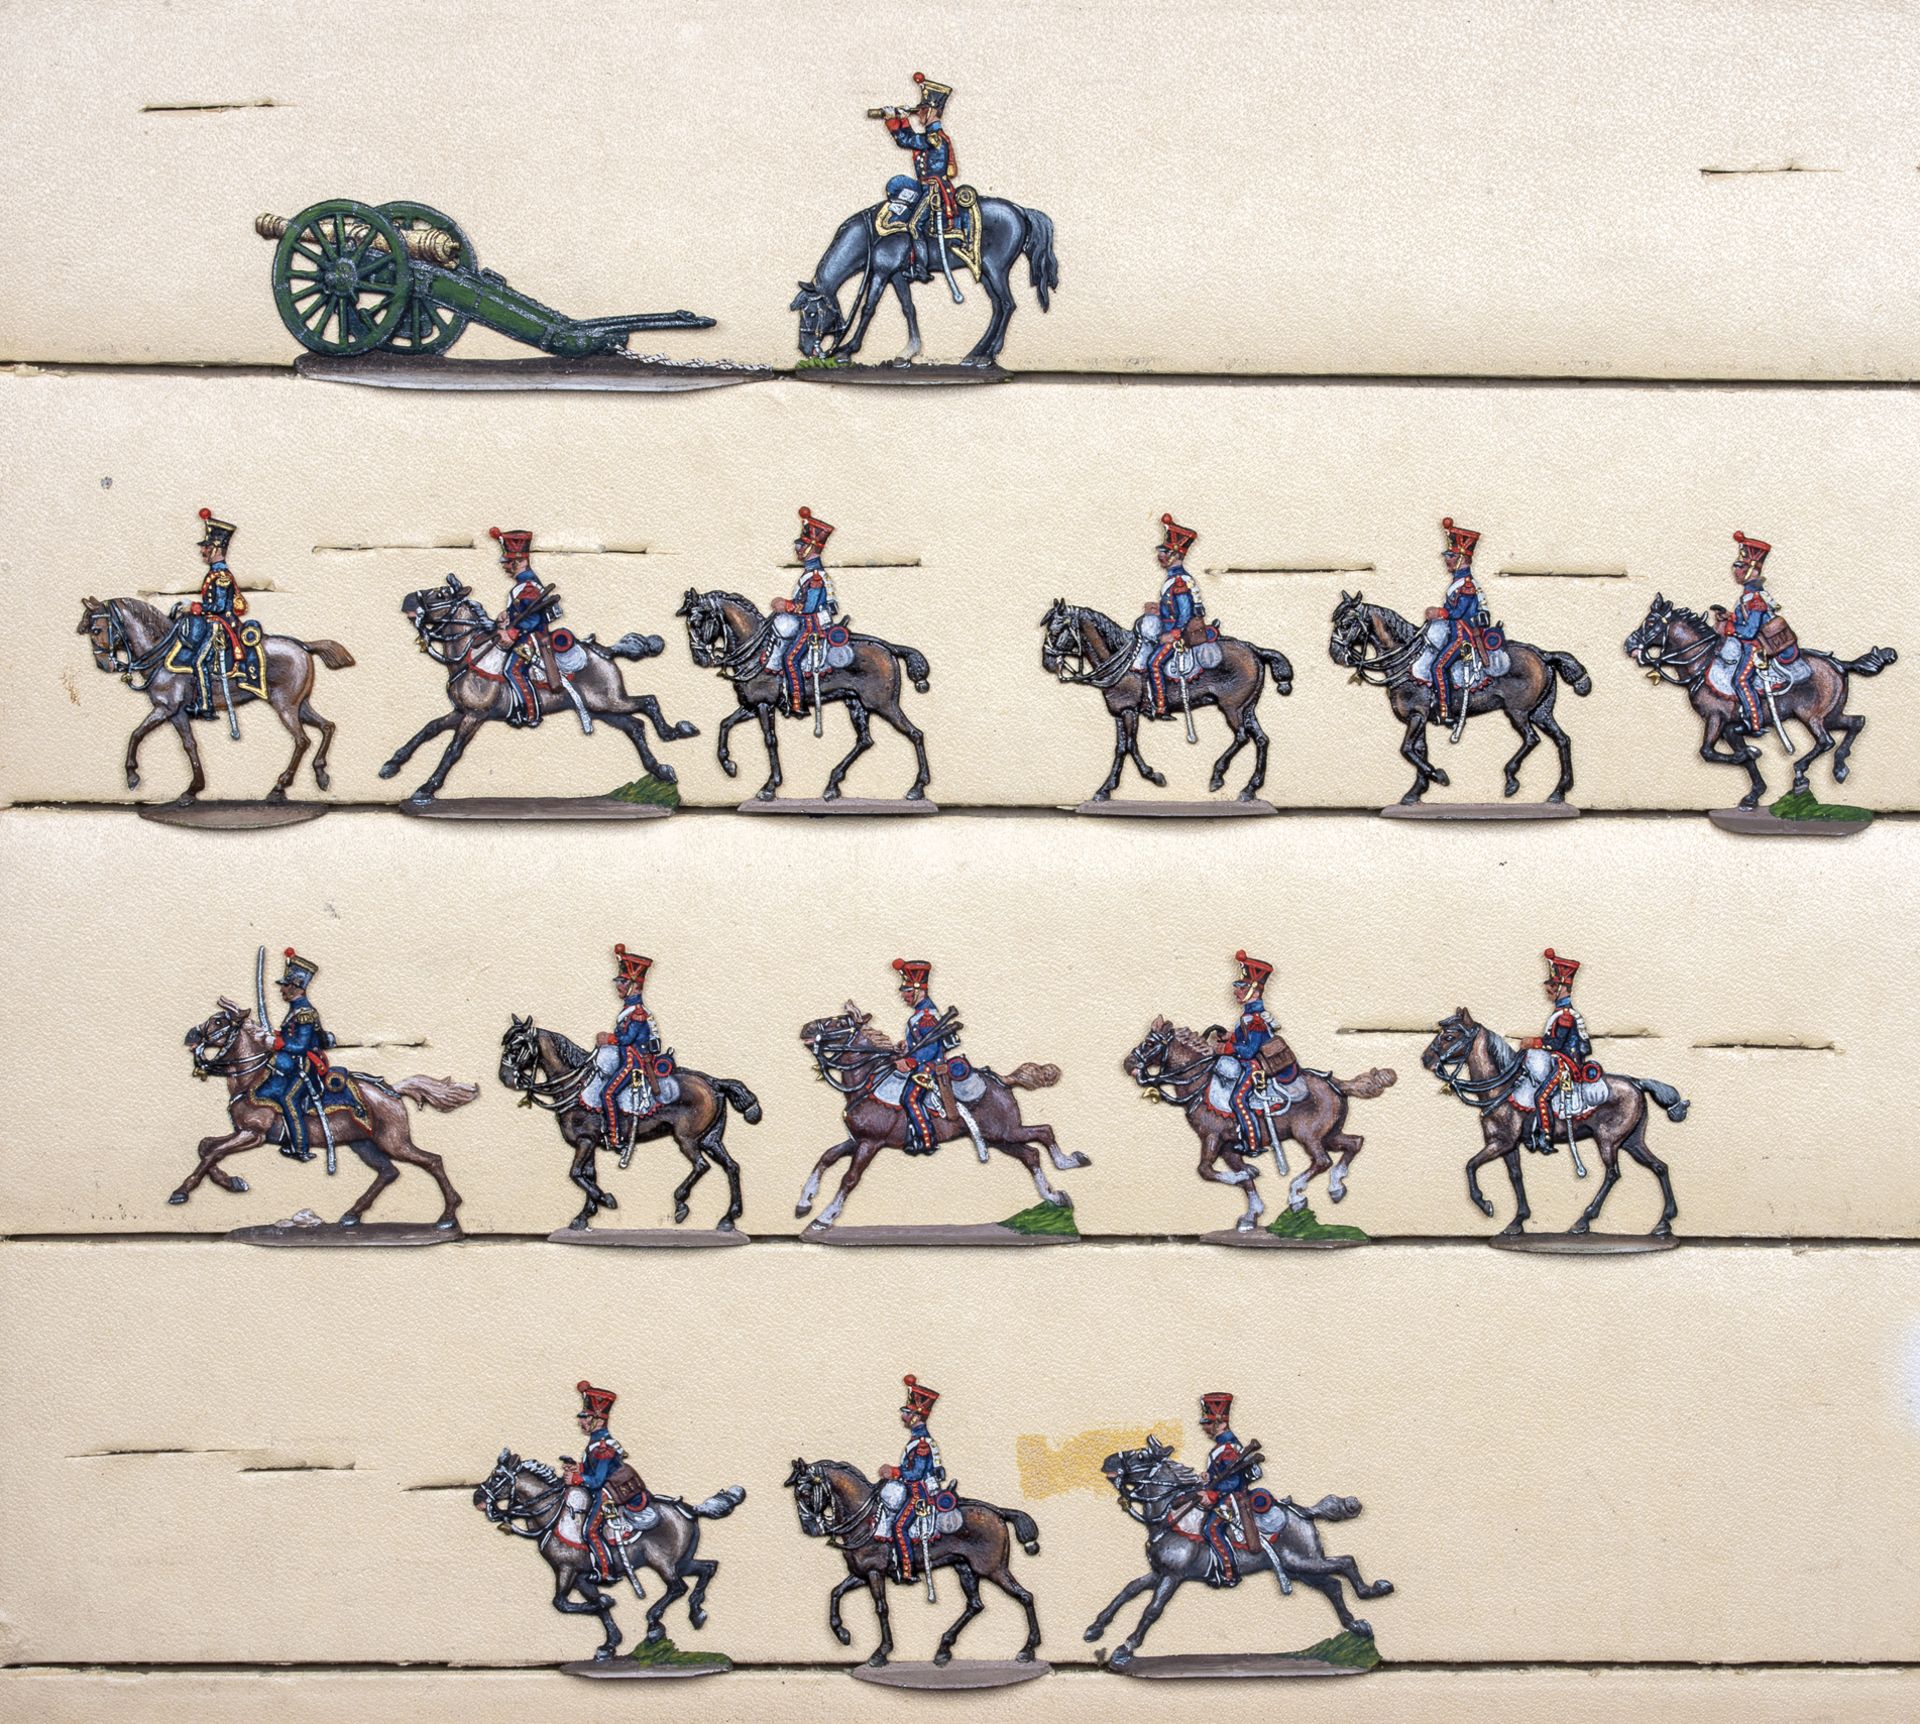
[1112,1652,1370,1680]
[736,798,939,816]
[1380,802,1580,822]
[849,1659,1050,1690]
[228,1220,463,1248]
[1489,1232,1680,1256]
[1200,1228,1366,1250]
[560,1657,731,1680]
[1074,799,1277,819]
[546,1227,750,1249]
[801,1223,1077,1248]
[138,801,330,831]
[296,353,767,394]
[795,362,1008,387]
[398,797,673,822]
[1707,808,1872,838]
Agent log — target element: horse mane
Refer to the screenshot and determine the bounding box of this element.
[1126,1446,1200,1490]
[1366,600,1418,643]
[1664,601,1712,632]
[1480,1022,1518,1067]
[1071,603,1129,654]
[520,1457,561,1484]
[708,590,763,621]
[815,1456,874,1491]
[1165,1023,1217,1061]
[110,595,169,635]
[544,1026,592,1068]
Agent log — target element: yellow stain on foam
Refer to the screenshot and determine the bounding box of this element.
[1015,1423,1184,1499]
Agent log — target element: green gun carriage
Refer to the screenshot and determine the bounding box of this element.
[255,198,715,359]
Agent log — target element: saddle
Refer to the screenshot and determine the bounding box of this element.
[258,1065,374,1134]
[160,616,268,712]
[1199,1487,1278,1587]
[873,186,983,278]
[887,1488,963,1579]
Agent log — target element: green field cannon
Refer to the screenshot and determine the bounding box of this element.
[255,198,715,359]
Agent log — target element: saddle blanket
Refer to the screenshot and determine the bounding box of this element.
[873,1061,987,1108]
[1707,639,1812,700]
[1132,616,1224,675]
[1414,620,1511,685]
[873,186,982,274]
[1518,1048,1609,1117]
[769,615,856,669]
[581,1045,681,1111]
[1207,1056,1309,1117]
[161,617,268,702]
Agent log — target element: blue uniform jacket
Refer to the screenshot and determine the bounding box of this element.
[1206,1429,1253,1495]
[1443,575,1483,623]
[1541,996,1589,1059]
[1230,1001,1273,1062]
[897,1424,942,1484]
[272,995,332,1077]
[794,560,833,617]
[1158,563,1196,629]
[890,125,954,182]
[904,999,950,1068]
[1732,582,1771,642]
[613,995,657,1054]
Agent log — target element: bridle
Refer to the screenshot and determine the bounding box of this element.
[1627,605,1717,690]
[189,1009,271,1083]
[1330,599,1421,688]
[1126,1024,1217,1106]
[791,1462,881,1548]
[1426,1016,1524,1111]
[499,1021,589,1112]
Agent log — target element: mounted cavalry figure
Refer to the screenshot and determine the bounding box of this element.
[1328,518,1592,809]
[677,508,933,804]
[498,944,761,1236]
[1040,514,1295,807]
[784,1375,1045,1674]
[474,1380,745,1669]
[1624,530,1897,811]
[177,947,476,1236]
[792,73,1058,369]
[1085,1391,1394,1672]
[379,526,698,804]
[77,507,355,806]
[795,959,1086,1233]
[1124,951,1396,1232]
[1421,949,1690,1242]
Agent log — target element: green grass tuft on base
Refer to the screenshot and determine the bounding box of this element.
[999,1202,1080,1237]
[1285,1631,1381,1670]
[1768,788,1871,824]
[794,355,848,370]
[608,775,681,810]
[1266,1205,1369,1243]
[626,1637,729,1669]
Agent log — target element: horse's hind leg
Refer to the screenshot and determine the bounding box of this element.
[1535,707,1575,803]
[1568,1135,1621,1235]
[1240,707,1271,799]
[1208,703,1251,793]
[868,691,930,801]
[796,1136,855,1219]
[700,1135,745,1231]
[934,1560,985,1665]
[1500,706,1542,798]
[986,1559,1042,1661]
[371,1112,464,1228]
[668,1121,710,1224]
[629,690,699,743]
[1831,711,1865,782]
[1286,1130,1334,1212]
[299,699,338,791]
[995,1137,1065,1207]
[644,1568,691,1642]
[339,1140,399,1227]
[822,696,874,800]
[266,692,311,800]
[599,711,672,784]
[963,272,1016,365]
[1283,1557,1373,1637]
[1792,712,1836,794]
[1620,1116,1679,1237]
[682,1556,719,1629]
[1324,1126,1363,1202]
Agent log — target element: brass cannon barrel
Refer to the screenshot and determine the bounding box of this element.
[255,210,462,269]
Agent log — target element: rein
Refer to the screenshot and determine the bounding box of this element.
[1334,605,1423,687]
[1130,1029,1217,1104]
[504,1032,591,1111]
[1431,1026,1525,1111]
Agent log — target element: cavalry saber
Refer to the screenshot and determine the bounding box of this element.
[1449,642,1479,743]
[1761,666,1796,757]
[1179,670,1197,743]
[917,1509,938,1602]
[1557,1074,1588,1179]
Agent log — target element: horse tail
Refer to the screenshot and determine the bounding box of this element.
[1003,1061,1061,1091]
[1628,1074,1689,1123]
[1000,1504,1042,1555]
[605,631,666,661]
[1298,1493,1362,1522]
[391,1075,481,1112]
[1331,1067,1396,1100]
[305,639,356,671]
[885,640,932,693]
[1022,207,1059,311]
[1253,644,1294,693]
[1541,649,1592,696]
[689,1485,746,1519]
[714,1077,763,1125]
[1841,645,1899,677]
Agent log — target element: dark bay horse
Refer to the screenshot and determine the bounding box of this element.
[677,589,931,801]
[1328,591,1591,805]
[1625,593,1897,808]
[475,1450,744,1662]
[1085,1437,1392,1670]
[1422,1008,1688,1237]
[1040,600,1294,802]
[497,1016,760,1233]
[1123,1017,1395,1230]
[379,578,698,803]
[785,1457,1042,1667]
[78,596,354,803]
[179,1000,474,1226]
[795,1004,1085,1230]
[791,195,1057,368]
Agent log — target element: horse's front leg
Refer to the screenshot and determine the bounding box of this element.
[411,713,486,802]
[840,266,893,361]
[1093,710,1129,801]
[1464,1129,1511,1225]
[1112,1573,1183,1669]
[1084,1571,1155,1642]
[267,691,311,799]
[378,710,457,779]
[167,708,207,800]
[754,705,783,802]
[1398,710,1444,802]
[124,705,173,793]
[863,1570,893,1667]
[795,1136,855,1219]
[714,703,755,780]
[888,275,924,366]
[1122,708,1165,786]
[169,1124,267,1204]
[826,1572,863,1647]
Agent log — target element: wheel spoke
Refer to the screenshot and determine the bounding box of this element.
[289,285,323,306]
[291,242,325,266]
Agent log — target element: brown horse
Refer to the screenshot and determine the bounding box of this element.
[1625,593,1897,808]
[677,589,932,801]
[379,578,698,804]
[77,596,354,803]
[1039,599,1294,802]
[179,1000,475,1227]
[795,1004,1085,1230]
[475,1450,745,1662]
[497,1016,760,1232]
[1421,1008,1687,1238]
[1328,591,1591,805]
[784,1457,1042,1667]
[1123,1017,1395,1231]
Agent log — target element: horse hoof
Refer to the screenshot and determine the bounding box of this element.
[314,769,330,791]
[1835,763,1850,783]
[673,721,699,739]
[600,1193,618,1211]
[1568,1222,1591,1236]
[435,1218,458,1231]
[1351,1620,1373,1640]
[653,765,679,785]
[757,788,778,802]
[720,760,738,778]
[1475,1199,1496,1218]
[408,793,434,807]
[230,1178,249,1194]
[821,787,842,801]
[1070,1152,1092,1168]
[1430,769,1450,787]
[1652,1223,1674,1239]
[673,1204,690,1223]
[933,1650,952,1667]
[167,1191,189,1205]
[126,773,141,790]
[1208,775,1226,792]
[1015,1651,1035,1663]
[1503,780,1520,798]
[716,1218,735,1232]
[377,762,400,780]
[338,1215,360,1229]
[833,1627,851,1647]
[265,789,288,804]
[1497,1220,1524,1237]
[864,1655,888,1670]
[1109,1647,1134,1671]
[1372,1580,1396,1596]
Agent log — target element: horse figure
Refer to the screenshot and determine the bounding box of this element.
[1327,590,1591,806]
[790,193,1057,369]
[177,999,475,1226]
[1123,1018,1396,1230]
[1422,1007,1688,1238]
[784,1457,1043,1667]
[474,1450,745,1663]
[1624,593,1897,809]
[794,1004,1086,1230]
[1040,600,1294,803]
[377,578,698,804]
[677,589,932,802]
[498,1015,761,1233]
[77,596,354,804]
[1084,1437,1393,1671]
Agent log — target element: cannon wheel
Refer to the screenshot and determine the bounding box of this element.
[271,199,412,357]
[376,201,475,355]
